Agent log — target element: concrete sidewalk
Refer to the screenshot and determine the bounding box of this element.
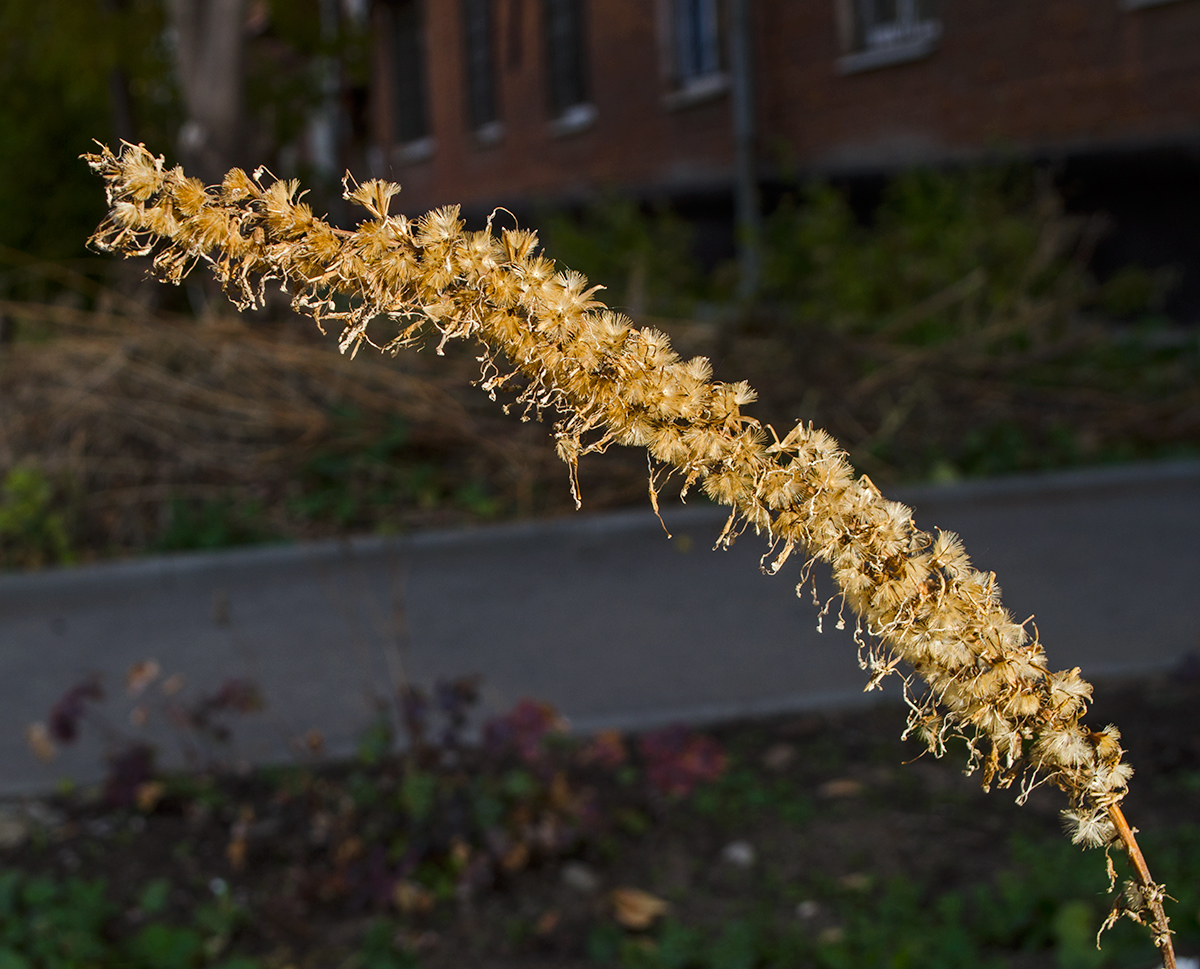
[1,460,1197,794]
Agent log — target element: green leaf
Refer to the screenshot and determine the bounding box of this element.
[358,919,417,969]
[656,921,702,969]
[400,770,437,823]
[1052,901,1104,969]
[356,717,394,766]
[138,879,171,915]
[0,948,32,969]
[128,924,203,969]
[585,923,623,965]
[502,769,537,801]
[705,920,756,969]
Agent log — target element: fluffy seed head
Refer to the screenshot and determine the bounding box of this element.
[83,142,1137,866]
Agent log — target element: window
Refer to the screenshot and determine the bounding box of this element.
[462,0,501,139]
[857,0,938,48]
[674,0,721,83]
[837,0,942,75]
[663,0,727,108]
[544,0,593,131]
[391,0,430,146]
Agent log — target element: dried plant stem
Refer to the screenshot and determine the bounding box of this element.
[85,143,1175,955]
[1107,804,1176,968]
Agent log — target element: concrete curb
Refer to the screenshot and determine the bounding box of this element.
[8,457,1197,592]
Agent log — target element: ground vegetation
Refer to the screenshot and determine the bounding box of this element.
[4,674,1197,969]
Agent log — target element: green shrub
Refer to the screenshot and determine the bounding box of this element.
[762,166,1088,341]
[0,464,73,569]
[156,496,276,552]
[541,194,703,318]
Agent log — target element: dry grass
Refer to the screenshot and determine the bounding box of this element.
[726,304,1200,483]
[0,284,625,555]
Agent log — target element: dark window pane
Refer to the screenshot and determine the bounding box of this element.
[859,0,898,29]
[675,0,720,81]
[462,0,497,128]
[393,0,429,142]
[544,0,588,115]
[915,0,938,21]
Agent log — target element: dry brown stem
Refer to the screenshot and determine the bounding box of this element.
[84,143,1175,957]
[1107,803,1176,968]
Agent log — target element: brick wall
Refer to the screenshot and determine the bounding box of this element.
[372,0,736,216]
[762,0,1200,172]
[370,0,1200,215]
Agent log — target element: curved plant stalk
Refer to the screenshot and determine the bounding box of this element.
[85,143,1175,965]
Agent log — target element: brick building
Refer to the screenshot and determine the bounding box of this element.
[367,0,1199,202]
[364,0,1200,308]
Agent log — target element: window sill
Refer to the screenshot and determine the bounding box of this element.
[550,103,597,137]
[391,136,435,165]
[474,120,505,147]
[836,23,942,75]
[1122,0,1186,9]
[662,72,729,111]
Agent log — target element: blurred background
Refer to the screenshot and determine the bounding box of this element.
[1,0,1199,568]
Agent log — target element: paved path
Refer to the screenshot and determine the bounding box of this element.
[1,461,1197,794]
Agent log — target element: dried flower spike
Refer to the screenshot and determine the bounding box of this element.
[85,143,1175,965]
